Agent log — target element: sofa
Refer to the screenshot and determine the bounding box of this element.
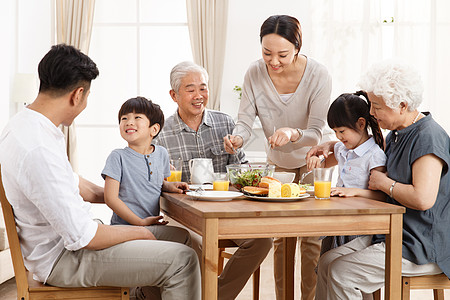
[0,206,14,284]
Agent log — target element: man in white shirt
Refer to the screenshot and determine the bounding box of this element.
[0,44,200,300]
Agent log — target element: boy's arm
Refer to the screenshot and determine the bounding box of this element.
[83,223,155,250]
[104,176,149,226]
[79,176,104,203]
[162,180,189,193]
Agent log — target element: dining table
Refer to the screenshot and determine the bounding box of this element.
[160,191,405,300]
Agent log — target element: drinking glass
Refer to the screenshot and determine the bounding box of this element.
[313,168,333,200]
[167,158,183,182]
[213,173,229,191]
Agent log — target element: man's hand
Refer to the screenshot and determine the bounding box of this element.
[84,224,156,250]
[141,215,168,226]
[223,134,243,154]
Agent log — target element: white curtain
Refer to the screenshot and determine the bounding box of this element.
[186,0,229,110]
[307,0,450,133]
[56,0,96,172]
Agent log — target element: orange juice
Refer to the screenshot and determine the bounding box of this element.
[213,180,229,191]
[167,170,182,182]
[314,181,331,199]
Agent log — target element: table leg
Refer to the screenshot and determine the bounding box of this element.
[283,237,296,300]
[385,213,403,299]
[202,218,219,300]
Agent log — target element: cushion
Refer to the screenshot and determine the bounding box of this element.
[0,207,9,250]
[0,248,14,284]
[0,227,8,251]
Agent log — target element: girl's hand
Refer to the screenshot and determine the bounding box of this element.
[141,215,168,226]
[163,181,189,193]
[306,141,337,160]
[368,169,389,191]
[306,156,323,171]
[268,127,295,148]
[331,187,358,197]
[223,135,243,154]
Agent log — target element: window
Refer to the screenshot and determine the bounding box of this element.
[76,0,192,185]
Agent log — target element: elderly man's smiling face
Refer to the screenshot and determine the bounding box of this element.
[171,72,209,120]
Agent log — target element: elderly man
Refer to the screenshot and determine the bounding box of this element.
[0,45,200,300]
[155,61,273,300]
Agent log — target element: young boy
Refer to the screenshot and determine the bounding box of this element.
[102,96,188,226]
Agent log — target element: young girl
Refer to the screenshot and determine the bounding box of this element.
[307,91,387,253]
[102,97,188,226]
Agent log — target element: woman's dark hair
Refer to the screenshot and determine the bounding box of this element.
[260,15,302,56]
[327,91,384,149]
[118,97,165,138]
[38,44,99,96]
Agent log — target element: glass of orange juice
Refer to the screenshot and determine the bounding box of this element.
[167,158,183,182]
[313,168,333,200]
[213,173,229,191]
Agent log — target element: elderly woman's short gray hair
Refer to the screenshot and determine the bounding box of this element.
[358,60,423,111]
[170,61,209,93]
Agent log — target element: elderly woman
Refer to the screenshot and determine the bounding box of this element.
[308,61,450,299]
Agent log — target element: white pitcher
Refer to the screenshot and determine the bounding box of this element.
[189,158,214,184]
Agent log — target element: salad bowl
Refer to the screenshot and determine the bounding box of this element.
[226,163,275,190]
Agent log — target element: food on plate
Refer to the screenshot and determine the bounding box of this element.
[258,176,282,197]
[259,176,281,188]
[298,183,313,190]
[269,181,282,198]
[243,186,269,196]
[281,183,306,197]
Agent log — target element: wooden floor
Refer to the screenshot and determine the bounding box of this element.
[1,248,449,300]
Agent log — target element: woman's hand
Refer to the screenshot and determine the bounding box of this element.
[223,134,243,154]
[268,127,296,148]
[141,216,168,226]
[162,181,189,193]
[368,169,389,191]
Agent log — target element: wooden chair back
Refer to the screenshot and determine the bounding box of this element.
[0,165,129,299]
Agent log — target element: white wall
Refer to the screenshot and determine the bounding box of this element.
[16,0,52,74]
[221,0,313,118]
[0,1,15,132]
[0,0,52,134]
[220,0,312,152]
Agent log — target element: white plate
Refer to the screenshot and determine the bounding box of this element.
[188,184,214,190]
[245,193,311,202]
[186,191,243,201]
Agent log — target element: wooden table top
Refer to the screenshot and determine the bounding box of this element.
[161,192,405,219]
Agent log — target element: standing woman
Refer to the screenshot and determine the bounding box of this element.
[224,15,333,300]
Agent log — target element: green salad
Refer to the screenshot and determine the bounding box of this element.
[298,183,313,190]
[228,169,265,189]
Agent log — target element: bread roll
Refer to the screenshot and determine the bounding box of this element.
[269,181,282,198]
[243,186,269,195]
[281,183,306,197]
[259,176,281,188]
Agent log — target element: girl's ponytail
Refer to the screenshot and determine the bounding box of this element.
[354,91,384,149]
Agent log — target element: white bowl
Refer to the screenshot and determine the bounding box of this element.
[272,172,296,183]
